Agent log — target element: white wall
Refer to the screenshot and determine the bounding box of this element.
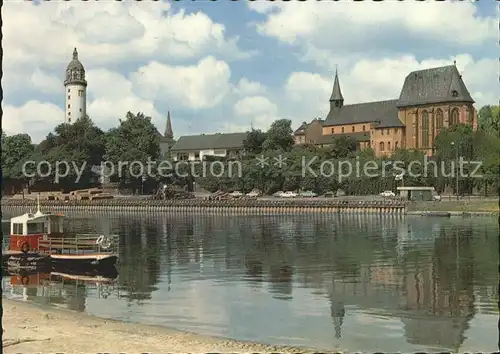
[172,149,228,161]
[65,84,86,123]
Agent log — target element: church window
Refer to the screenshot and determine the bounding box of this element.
[436,109,444,132]
[68,88,70,93]
[331,128,334,134]
[468,109,474,123]
[68,112,71,115]
[381,129,384,136]
[452,90,458,97]
[68,104,71,108]
[341,127,344,133]
[79,108,82,112]
[379,142,385,151]
[388,142,391,151]
[352,126,355,132]
[362,125,366,131]
[68,95,70,100]
[422,111,429,148]
[395,141,399,150]
[450,108,459,126]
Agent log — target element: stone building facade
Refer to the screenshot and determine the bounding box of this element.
[293,64,477,157]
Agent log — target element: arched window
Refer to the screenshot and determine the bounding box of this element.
[387,141,391,151]
[415,114,419,148]
[450,108,459,126]
[436,109,444,134]
[468,109,474,124]
[395,141,399,150]
[379,142,385,151]
[422,111,429,148]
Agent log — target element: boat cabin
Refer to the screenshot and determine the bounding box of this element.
[10,210,66,252]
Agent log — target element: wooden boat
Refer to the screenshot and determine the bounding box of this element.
[7,195,119,270]
[50,253,118,271]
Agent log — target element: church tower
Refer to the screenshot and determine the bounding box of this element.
[329,69,344,111]
[64,48,87,123]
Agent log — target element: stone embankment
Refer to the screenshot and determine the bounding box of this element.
[1,198,406,214]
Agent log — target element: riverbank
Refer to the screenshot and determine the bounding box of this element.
[1,198,406,214]
[2,299,321,353]
[407,200,499,214]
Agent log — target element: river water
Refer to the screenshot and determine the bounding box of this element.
[2,213,499,352]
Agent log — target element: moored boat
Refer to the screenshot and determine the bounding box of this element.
[7,195,119,271]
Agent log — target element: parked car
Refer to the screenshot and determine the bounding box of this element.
[380,190,396,198]
[281,191,298,198]
[323,191,336,198]
[246,190,260,198]
[300,191,318,198]
[273,191,285,197]
[229,191,243,198]
[433,194,442,201]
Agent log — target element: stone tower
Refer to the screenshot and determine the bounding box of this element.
[64,48,87,123]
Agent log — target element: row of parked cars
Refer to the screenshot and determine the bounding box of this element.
[227,190,336,198]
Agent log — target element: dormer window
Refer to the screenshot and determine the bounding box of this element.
[452,90,458,97]
[335,101,340,108]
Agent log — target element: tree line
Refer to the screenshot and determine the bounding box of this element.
[2,106,499,196]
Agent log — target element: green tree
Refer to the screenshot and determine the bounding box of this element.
[24,116,106,189]
[1,132,35,180]
[243,129,267,155]
[478,105,500,132]
[326,135,359,159]
[104,112,160,189]
[262,119,294,152]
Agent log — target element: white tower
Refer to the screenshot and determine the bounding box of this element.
[64,48,87,123]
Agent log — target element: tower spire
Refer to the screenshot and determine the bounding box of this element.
[329,68,344,110]
[73,47,78,60]
[164,111,173,139]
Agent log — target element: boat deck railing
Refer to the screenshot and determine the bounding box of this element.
[38,234,120,255]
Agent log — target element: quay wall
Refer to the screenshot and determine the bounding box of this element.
[1,198,406,215]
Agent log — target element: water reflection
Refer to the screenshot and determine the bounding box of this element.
[2,213,498,352]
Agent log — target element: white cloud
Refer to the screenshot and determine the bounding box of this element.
[131,56,232,110]
[249,2,495,48]
[230,96,279,131]
[235,78,268,97]
[86,68,163,131]
[30,69,61,95]
[3,2,251,71]
[3,101,65,142]
[233,96,278,117]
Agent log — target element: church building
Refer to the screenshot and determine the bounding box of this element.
[294,63,477,157]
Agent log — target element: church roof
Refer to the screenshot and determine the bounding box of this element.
[171,132,248,152]
[330,71,344,102]
[323,99,404,128]
[397,65,474,107]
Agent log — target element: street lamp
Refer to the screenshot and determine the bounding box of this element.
[451,141,459,200]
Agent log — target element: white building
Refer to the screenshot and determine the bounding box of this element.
[169,132,247,161]
[64,48,87,123]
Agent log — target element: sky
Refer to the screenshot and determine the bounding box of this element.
[3,0,498,143]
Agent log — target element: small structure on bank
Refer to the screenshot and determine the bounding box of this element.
[397,186,438,201]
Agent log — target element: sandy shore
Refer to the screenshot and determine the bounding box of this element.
[2,299,325,353]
